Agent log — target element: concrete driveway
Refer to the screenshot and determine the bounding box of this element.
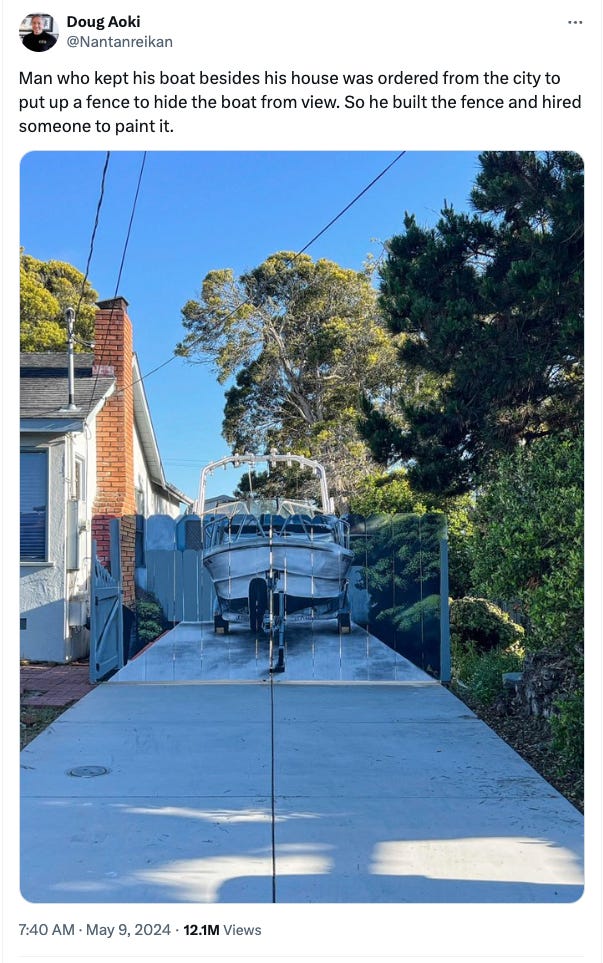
[20,622,583,903]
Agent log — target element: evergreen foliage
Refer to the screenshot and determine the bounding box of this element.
[136,596,166,644]
[470,431,583,656]
[450,597,525,654]
[452,642,525,706]
[362,151,583,494]
[20,251,98,351]
[551,688,584,781]
[348,468,427,516]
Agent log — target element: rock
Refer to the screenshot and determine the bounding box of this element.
[518,649,579,718]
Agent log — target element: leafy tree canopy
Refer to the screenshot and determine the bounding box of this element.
[361,151,584,494]
[349,468,427,516]
[177,252,400,505]
[469,430,583,656]
[20,251,98,351]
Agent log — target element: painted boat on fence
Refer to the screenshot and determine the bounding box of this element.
[196,453,353,634]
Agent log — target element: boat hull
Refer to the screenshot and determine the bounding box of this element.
[203,536,353,621]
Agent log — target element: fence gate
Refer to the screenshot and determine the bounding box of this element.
[90,517,124,682]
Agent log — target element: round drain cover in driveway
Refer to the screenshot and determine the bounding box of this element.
[67,766,109,778]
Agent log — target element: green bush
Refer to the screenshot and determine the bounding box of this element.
[470,432,583,655]
[136,599,163,622]
[137,620,164,644]
[450,597,524,654]
[450,597,525,705]
[349,469,427,517]
[451,638,478,686]
[136,596,165,645]
[550,687,584,778]
[470,647,524,704]
[452,641,524,705]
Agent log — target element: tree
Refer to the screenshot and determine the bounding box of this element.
[361,151,584,494]
[177,252,399,505]
[470,430,583,656]
[20,251,98,351]
[349,468,427,516]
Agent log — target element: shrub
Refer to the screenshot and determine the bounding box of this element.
[550,686,584,779]
[349,469,427,516]
[452,640,524,705]
[136,599,163,623]
[136,596,166,645]
[469,647,524,704]
[137,620,164,644]
[450,597,525,705]
[470,432,583,655]
[450,597,524,654]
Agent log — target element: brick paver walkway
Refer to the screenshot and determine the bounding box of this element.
[20,663,95,707]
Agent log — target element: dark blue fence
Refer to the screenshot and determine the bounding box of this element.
[346,512,450,680]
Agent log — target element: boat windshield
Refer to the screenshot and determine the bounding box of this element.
[200,497,323,520]
[202,503,349,549]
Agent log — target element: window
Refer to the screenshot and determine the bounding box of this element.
[20,449,48,561]
[74,456,85,501]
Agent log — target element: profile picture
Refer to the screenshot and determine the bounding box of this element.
[20,12,57,51]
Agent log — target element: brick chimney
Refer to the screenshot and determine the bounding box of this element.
[91,296,137,608]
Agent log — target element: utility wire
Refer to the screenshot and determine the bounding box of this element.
[73,151,111,326]
[85,152,147,411]
[126,150,407,392]
[112,151,147,297]
[21,154,110,345]
[296,150,407,256]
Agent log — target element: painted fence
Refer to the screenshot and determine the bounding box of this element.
[347,512,450,680]
[137,511,450,681]
[143,515,215,624]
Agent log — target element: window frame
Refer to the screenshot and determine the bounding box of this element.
[74,455,86,503]
[20,447,50,563]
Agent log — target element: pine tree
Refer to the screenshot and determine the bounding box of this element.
[361,151,583,494]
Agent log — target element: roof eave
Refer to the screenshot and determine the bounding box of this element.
[132,353,166,488]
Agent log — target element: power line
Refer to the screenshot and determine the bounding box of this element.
[20,154,111,342]
[86,152,147,411]
[127,150,407,392]
[112,152,147,297]
[296,151,406,256]
[73,151,111,324]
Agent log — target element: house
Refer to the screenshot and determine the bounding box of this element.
[20,296,193,663]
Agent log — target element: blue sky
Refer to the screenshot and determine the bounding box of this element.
[20,150,481,500]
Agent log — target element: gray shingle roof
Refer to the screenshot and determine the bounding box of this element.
[20,352,115,420]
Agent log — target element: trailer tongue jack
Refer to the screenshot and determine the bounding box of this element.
[267,575,286,673]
